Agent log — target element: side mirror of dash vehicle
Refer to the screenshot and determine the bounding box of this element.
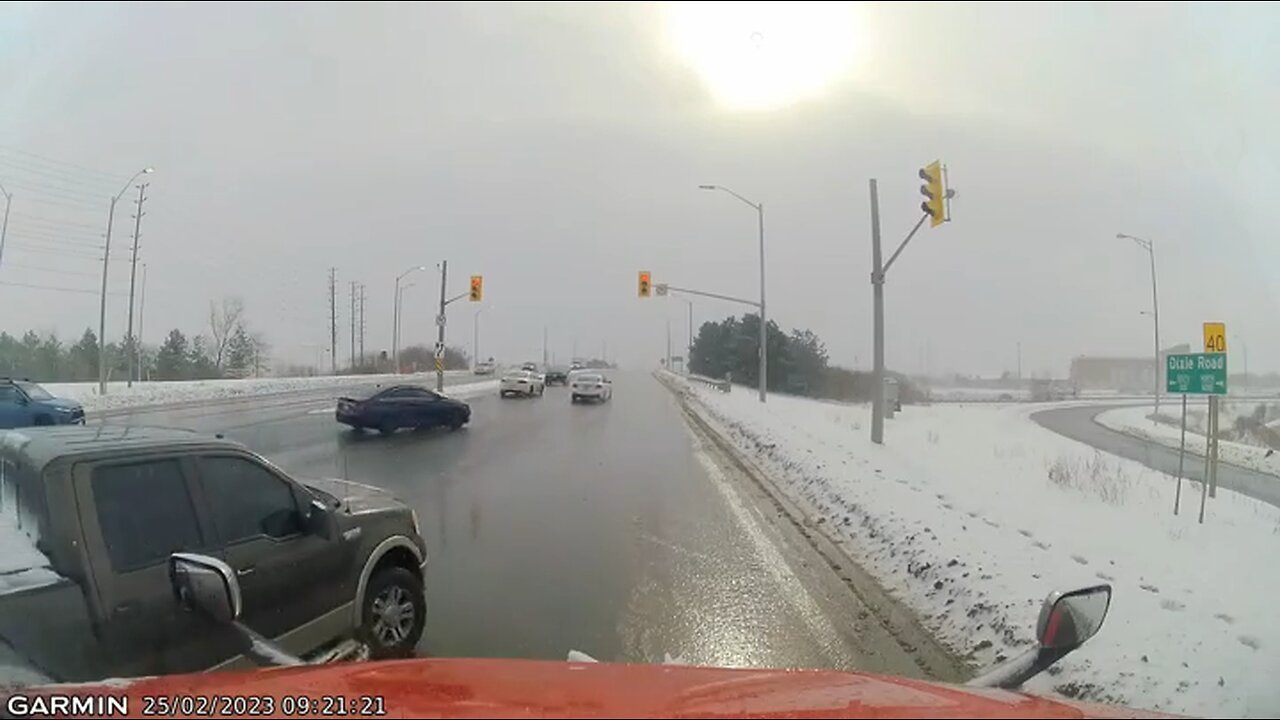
[967,584,1111,689]
[169,553,304,668]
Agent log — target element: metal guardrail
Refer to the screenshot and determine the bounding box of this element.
[686,373,731,393]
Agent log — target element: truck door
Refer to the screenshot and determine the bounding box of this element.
[73,456,242,677]
[194,454,350,647]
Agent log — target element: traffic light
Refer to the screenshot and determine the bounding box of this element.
[638,271,652,298]
[469,275,483,302]
[919,160,945,228]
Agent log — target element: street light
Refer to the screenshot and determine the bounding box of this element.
[393,264,426,373]
[1118,233,1160,414]
[700,184,767,403]
[98,167,153,395]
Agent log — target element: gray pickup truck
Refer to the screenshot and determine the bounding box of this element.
[0,425,428,683]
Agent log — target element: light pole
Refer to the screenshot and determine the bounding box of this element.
[396,280,416,365]
[98,167,153,395]
[685,298,694,368]
[393,265,426,373]
[699,184,767,403]
[0,182,11,272]
[1118,233,1160,414]
[473,307,483,368]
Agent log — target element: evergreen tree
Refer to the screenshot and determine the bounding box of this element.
[155,329,190,380]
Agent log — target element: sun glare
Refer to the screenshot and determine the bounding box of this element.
[663,1,863,112]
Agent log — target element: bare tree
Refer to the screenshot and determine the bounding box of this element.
[208,297,244,371]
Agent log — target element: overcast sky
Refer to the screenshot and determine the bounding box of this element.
[1,1,1276,376]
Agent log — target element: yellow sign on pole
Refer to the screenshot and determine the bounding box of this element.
[1203,322,1226,353]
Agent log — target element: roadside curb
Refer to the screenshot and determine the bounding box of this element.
[656,372,972,682]
[1084,406,1280,481]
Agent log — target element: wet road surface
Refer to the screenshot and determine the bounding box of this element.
[1032,403,1280,509]
[103,372,931,676]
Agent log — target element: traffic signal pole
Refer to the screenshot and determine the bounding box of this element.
[870,162,953,445]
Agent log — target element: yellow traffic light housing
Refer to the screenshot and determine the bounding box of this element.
[919,160,945,228]
[638,271,652,298]
[469,275,483,302]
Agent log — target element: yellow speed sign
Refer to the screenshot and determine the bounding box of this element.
[1203,322,1226,353]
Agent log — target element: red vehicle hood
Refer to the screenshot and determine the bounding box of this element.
[14,658,1171,719]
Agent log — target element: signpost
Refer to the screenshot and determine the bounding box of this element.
[1167,326,1228,522]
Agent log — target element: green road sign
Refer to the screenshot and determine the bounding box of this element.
[1166,352,1227,395]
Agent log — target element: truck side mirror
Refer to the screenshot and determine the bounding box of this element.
[1036,584,1111,650]
[966,583,1112,690]
[305,498,333,540]
[169,553,241,623]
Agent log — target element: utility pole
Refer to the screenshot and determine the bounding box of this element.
[349,281,357,370]
[436,260,448,391]
[328,268,337,374]
[98,167,152,395]
[358,283,366,366]
[137,263,147,381]
[1017,341,1023,381]
[542,326,548,368]
[870,179,886,444]
[125,182,148,387]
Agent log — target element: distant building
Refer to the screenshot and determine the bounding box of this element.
[1069,344,1191,392]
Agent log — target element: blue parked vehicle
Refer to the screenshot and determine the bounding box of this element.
[0,378,86,429]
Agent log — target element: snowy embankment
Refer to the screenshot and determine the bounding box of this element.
[43,370,477,414]
[674,379,1280,717]
[1097,405,1280,477]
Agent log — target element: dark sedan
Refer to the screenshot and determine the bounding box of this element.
[545,367,569,386]
[336,385,471,435]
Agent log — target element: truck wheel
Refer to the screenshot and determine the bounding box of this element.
[359,567,425,659]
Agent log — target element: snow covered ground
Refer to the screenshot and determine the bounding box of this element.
[1097,405,1280,477]
[673,379,1280,717]
[42,370,477,414]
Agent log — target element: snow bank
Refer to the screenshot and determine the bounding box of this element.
[676,381,1280,717]
[44,371,474,414]
[1097,405,1280,477]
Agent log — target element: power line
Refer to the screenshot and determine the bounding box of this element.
[0,156,119,195]
[6,242,128,260]
[0,145,123,183]
[0,262,99,278]
[9,211,102,229]
[1,178,105,203]
[22,194,102,212]
[6,232,103,249]
[0,279,128,296]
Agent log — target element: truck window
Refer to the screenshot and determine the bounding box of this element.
[92,460,202,572]
[200,456,301,544]
[0,386,19,402]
